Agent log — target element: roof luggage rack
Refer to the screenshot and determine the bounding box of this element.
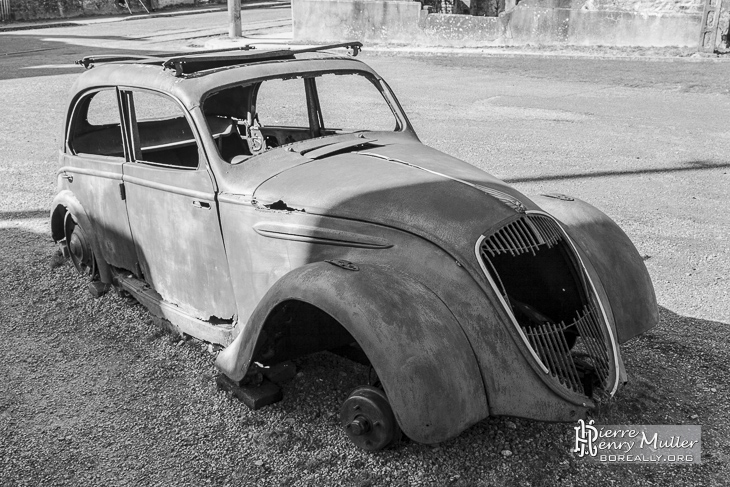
[76,42,363,76]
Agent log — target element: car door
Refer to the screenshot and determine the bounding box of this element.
[119,88,237,321]
[63,88,139,274]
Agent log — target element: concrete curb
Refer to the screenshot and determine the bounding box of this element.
[0,1,285,33]
[197,35,730,63]
[0,21,80,32]
[363,46,730,63]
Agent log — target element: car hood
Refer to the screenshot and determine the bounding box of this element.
[234,139,540,259]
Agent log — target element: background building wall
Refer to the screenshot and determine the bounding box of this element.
[2,0,211,22]
[293,0,710,46]
[423,0,706,14]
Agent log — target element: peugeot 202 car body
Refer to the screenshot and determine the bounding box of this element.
[52,43,658,451]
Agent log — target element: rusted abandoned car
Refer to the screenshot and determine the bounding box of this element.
[52,43,658,451]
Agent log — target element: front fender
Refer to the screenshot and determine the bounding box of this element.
[532,195,659,343]
[50,190,112,283]
[216,261,488,444]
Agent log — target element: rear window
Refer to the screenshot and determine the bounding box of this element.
[69,89,124,158]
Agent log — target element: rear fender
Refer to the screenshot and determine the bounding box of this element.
[50,190,113,283]
[216,261,488,444]
[532,195,658,343]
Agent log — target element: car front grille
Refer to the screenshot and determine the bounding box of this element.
[477,213,616,398]
[480,214,561,258]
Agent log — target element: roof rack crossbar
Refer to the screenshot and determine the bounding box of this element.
[76,54,161,69]
[286,41,362,57]
[76,42,363,75]
[164,41,363,77]
[76,45,256,70]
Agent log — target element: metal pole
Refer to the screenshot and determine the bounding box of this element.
[228,0,241,38]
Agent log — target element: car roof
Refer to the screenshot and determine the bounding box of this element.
[71,43,376,110]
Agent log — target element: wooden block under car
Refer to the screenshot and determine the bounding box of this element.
[215,374,283,410]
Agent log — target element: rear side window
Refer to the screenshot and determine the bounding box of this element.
[69,89,124,158]
[130,90,200,169]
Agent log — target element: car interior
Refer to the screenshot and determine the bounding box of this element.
[203,72,398,164]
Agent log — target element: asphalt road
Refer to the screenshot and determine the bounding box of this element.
[1,8,728,486]
[0,3,292,80]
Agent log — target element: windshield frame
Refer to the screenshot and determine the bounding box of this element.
[200,68,413,164]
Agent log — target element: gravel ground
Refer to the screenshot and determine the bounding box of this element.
[1,52,729,486]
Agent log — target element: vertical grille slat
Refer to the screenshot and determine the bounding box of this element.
[585,308,608,376]
[509,223,529,253]
[537,323,563,382]
[494,231,515,256]
[504,226,523,254]
[585,307,611,380]
[486,236,500,255]
[512,220,536,256]
[517,218,539,250]
[478,214,615,398]
[537,326,560,380]
[548,322,580,391]
[586,312,608,377]
[482,246,495,258]
[556,323,584,391]
[574,311,604,374]
[500,228,517,255]
[532,217,548,241]
[541,324,567,384]
[533,327,559,379]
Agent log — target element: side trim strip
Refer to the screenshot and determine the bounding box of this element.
[59,165,123,181]
[123,174,212,201]
[253,222,392,249]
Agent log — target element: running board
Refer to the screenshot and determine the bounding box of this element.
[116,274,234,345]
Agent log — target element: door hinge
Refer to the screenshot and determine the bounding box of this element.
[119,182,126,200]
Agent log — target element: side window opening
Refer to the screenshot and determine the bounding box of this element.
[129,90,200,169]
[69,89,124,158]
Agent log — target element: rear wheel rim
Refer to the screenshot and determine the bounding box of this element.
[64,213,96,279]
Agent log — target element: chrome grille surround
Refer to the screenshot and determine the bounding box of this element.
[475,211,620,398]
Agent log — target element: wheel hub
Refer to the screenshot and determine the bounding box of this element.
[340,385,400,451]
[346,415,372,436]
